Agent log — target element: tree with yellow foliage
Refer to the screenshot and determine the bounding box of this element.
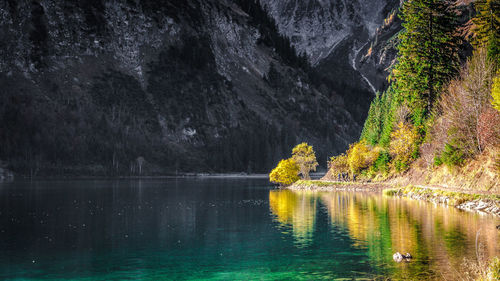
[328,153,349,176]
[269,158,300,186]
[492,74,500,112]
[347,140,380,175]
[292,142,319,180]
[389,122,419,171]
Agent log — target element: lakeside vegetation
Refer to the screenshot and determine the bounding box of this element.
[326,0,499,190]
[270,0,499,191]
[268,2,500,278]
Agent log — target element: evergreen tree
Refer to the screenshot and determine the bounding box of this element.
[361,93,382,145]
[391,0,460,127]
[360,85,398,147]
[472,0,500,64]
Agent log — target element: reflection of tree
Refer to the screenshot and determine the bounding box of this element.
[269,190,317,248]
[320,192,500,279]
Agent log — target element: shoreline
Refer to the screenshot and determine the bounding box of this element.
[0,173,271,182]
[287,180,500,217]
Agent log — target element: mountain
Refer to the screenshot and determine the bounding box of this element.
[0,0,399,176]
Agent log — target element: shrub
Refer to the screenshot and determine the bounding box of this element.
[291,142,318,180]
[434,155,443,166]
[389,122,419,172]
[328,153,349,176]
[269,158,300,186]
[477,107,500,148]
[347,140,380,174]
[438,49,496,156]
[440,140,465,168]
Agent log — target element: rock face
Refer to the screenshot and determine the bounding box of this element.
[260,0,399,65]
[0,0,399,175]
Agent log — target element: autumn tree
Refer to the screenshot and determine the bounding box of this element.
[291,142,318,180]
[346,140,380,175]
[438,49,496,155]
[389,122,419,171]
[492,74,500,111]
[328,153,349,177]
[269,158,300,186]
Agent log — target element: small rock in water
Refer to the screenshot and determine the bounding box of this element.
[393,252,403,263]
[393,252,412,262]
[496,225,500,230]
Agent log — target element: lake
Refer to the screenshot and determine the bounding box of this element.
[0,178,498,280]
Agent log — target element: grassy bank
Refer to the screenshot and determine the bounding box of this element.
[287,179,387,192]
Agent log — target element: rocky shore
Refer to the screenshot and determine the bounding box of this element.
[385,186,500,217]
[288,180,387,192]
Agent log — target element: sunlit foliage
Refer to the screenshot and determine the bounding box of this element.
[269,158,300,186]
[347,140,380,175]
[328,153,349,177]
[492,74,500,112]
[389,122,419,172]
[292,142,318,180]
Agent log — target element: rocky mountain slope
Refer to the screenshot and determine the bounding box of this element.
[0,0,400,176]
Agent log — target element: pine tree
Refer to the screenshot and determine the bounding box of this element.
[391,0,460,127]
[361,93,382,145]
[360,85,398,147]
[472,0,500,64]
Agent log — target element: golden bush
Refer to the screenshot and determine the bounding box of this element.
[389,122,419,170]
[328,153,349,176]
[269,158,300,186]
[347,140,380,174]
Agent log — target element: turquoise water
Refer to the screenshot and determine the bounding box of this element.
[0,178,498,280]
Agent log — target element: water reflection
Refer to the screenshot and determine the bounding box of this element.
[268,190,317,247]
[269,189,500,279]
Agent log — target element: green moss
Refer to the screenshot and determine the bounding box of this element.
[382,188,399,196]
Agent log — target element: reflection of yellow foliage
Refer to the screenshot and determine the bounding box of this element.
[320,191,500,279]
[269,190,316,247]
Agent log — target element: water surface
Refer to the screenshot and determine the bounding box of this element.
[0,178,498,280]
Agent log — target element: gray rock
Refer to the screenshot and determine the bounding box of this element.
[393,252,403,263]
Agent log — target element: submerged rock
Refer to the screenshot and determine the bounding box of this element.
[393,252,403,263]
[393,252,412,262]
